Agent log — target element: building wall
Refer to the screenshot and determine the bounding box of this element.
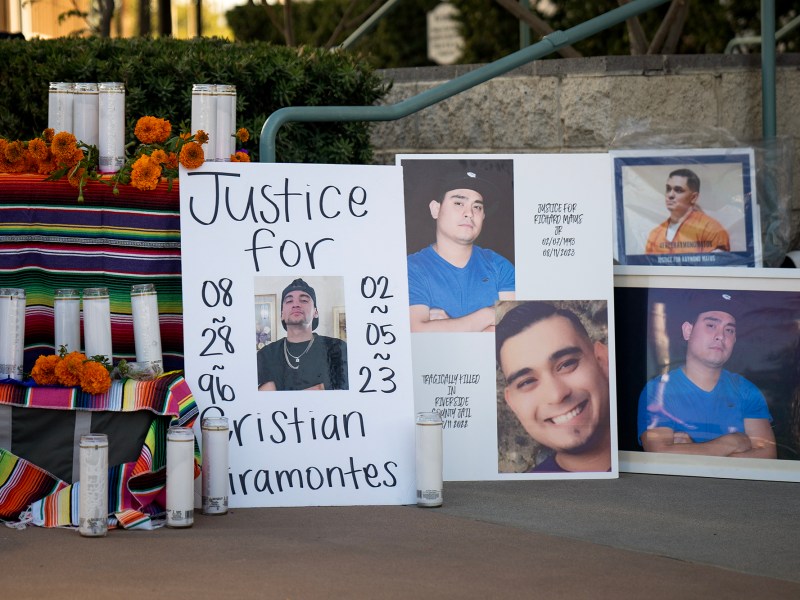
[371,54,800,254]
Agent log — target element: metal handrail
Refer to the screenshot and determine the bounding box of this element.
[724,13,800,54]
[259,0,672,162]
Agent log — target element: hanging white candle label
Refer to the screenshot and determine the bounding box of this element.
[166,426,195,528]
[0,288,26,380]
[415,411,443,507]
[82,287,112,363]
[79,433,109,537]
[202,416,229,515]
[54,288,81,354]
[131,283,163,373]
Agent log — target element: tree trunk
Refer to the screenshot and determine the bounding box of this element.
[158,0,172,37]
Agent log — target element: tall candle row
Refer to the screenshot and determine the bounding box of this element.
[191,83,237,162]
[0,284,163,378]
[68,285,162,369]
[47,81,126,173]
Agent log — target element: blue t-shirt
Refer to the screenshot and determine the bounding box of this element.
[407,245,515,318]
[637,368,772,445]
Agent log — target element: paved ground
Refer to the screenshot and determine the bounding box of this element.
[2,473,799,599]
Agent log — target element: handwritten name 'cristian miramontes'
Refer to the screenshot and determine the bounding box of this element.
[205,406,399,497]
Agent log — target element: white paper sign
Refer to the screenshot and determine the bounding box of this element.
[179,162,415,506]
[399,154,618,480]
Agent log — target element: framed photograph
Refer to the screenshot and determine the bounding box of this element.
[611,148,760,267]
[333,306,347,341]
[614,266,800,481]
[254,294,277,352]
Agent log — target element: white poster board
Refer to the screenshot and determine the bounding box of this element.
[398,154,618,480]
[179,162,416,507]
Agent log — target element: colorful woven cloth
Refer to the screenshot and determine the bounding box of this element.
[0,173,184,372]
[0,372,199,529]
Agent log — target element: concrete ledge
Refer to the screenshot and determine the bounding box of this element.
[372,54,800,252]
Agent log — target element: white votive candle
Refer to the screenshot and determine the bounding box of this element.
[82,287,112,363]
[191,83,217,162]
[54,288,81,354]
[131,283,163,371]
[79,433,108,537]
[415,411,443,507]
[202,416,229,515]
[48,82,74,133]
[214,84,236,161]
[166,426,195,528]
[98,82,125,173]
[72,83,99,147]
[0,288,26,380]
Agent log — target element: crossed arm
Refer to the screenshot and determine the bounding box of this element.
[641,418,777,459]
[409,291,515,333]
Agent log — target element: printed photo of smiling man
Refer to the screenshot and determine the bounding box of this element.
[495,300,612,473]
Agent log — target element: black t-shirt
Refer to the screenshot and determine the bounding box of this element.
[256,334,348,391]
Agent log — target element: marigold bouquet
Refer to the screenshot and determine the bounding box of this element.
[31,350,113,395]
[0,117,251,201]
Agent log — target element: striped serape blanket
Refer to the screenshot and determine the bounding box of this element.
[0,372,199,530]
[0,173,184,372]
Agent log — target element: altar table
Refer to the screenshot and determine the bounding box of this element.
[0,174,184,372]
[0,372,198,528]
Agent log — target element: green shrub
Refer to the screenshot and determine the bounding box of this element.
[0,37,390,163]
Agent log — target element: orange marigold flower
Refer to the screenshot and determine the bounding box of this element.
[42,128,55,143]
[130,155,162,191]
[180,132,192,141]
[179,141,205,169]
[61,147,84,168]
[230,151,251,163]
[4,140,25,163]
[51,131,78,161]
[150,149,168,165]
[67,166,86,188]
[31,354,62,386]
[134,116,172,145]
[79,360,112,395]
[37,154,59,175]
[28,138,49,162]
[55,351,88,387]
[235,128,250,143]
[165,152,179,170]
[195,130,209,145]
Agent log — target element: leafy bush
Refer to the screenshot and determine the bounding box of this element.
[0,37,390,163]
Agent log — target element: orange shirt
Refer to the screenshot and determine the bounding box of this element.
[645,209,730,254]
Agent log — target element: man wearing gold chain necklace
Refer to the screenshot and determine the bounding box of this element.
[257,279,348,391]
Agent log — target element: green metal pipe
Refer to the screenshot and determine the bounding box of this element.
[519,0,531,49]
[761,0,777,140]
[340,0,405,50]
[260,0,672,162]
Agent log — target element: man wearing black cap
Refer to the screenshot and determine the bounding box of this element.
[407,169,515,333]
[257,279,348,391]
[637,292,775,457]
